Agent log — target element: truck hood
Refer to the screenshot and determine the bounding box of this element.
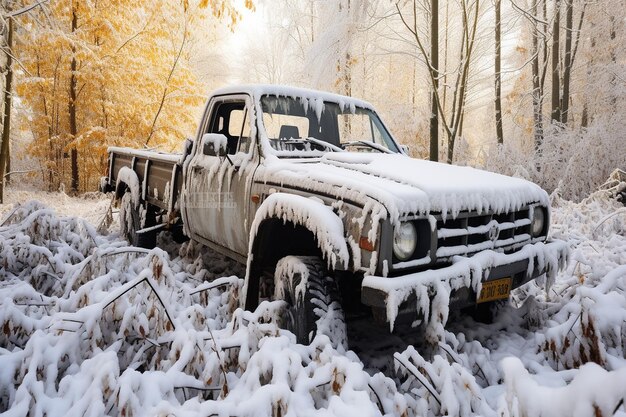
[261,152,549,220]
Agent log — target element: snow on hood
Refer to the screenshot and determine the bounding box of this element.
[262,153,549,221]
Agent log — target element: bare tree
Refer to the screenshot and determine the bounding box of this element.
[530,0,544,148]
[494,0,503,144]
[550,0,561,123]
[561,0,586,125]
[69,4,79,193]
[0,9,13,203]
[429,0,439,161]
[338,0,353,98]
[395,0,480,163]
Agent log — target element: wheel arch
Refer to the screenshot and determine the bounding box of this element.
[243,193,350,310]
[115,166,141,208]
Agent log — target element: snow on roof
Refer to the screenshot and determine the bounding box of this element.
[210,84,376,111]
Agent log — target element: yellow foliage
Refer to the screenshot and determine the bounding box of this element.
[16,0,253,192]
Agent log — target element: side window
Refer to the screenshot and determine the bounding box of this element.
[206,100,252,155]
[229,109,252,154]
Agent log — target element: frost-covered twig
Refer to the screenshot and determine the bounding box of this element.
[0,204,20,227]
[393,352,442,406]
[367,382,386,414]
[97,196,115,234]
[205,328,229,397]
[190,276,242,295]
[592,208,626,238]
[102,276,176,330]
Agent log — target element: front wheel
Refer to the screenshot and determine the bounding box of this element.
[274,256,347,350]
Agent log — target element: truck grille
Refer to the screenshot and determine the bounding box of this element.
[435,208,532,259]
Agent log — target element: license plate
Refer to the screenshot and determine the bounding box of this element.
[477,277,512,303]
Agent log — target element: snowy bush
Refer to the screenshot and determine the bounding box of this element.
[478,121,626,202]
[1,190,626,416]
[0,202,417,416]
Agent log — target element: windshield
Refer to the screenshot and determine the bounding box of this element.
[260,95,400,156]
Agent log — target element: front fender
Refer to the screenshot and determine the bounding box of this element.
[242,193,350,310]
[249,193,349,269]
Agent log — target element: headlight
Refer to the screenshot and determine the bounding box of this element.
[531,206,546,237]
[393,221,417,261]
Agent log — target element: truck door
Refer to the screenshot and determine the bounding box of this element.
[183,95,257,258]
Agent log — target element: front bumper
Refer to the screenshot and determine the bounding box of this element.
[361,239,569,327]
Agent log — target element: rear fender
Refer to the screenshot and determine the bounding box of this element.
[115,166,141,208]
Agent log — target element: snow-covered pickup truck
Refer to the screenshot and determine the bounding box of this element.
[102,85,568,345]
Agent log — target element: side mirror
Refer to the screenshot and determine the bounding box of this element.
[182,137,193,156]
[400,144,410,155]
[201,133,228,157]
[179,137,193,163]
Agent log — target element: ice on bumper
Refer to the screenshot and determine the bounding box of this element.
[362,240,569,337]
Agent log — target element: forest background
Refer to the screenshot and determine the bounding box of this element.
[0,0,624,202]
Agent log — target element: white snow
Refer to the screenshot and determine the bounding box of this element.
[253,153,549,252]
[107,146,182,164]
[1,181,625,417]
[115,166,141,207]
[200,133,228,154]
[210,84,376,114]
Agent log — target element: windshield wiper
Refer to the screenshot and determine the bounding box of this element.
[283,137,343,152]
[304,137,344,152]
[342,141,394,154]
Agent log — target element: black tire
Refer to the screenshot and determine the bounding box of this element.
[274,256,347,349]
[119,192,156,248]
[119,192,140,245]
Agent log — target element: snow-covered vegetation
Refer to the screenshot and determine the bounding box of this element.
[0,0,625,415]
[0,183,624,416]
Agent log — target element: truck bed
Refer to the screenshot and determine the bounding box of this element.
[106,147,184,213]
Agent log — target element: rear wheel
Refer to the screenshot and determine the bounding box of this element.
[119,192,156,248]
[273,256,347,349]
[119,192,140,245]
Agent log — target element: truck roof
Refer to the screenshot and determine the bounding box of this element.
[209,84,376,112]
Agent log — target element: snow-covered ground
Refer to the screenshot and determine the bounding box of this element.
[0,185,625,416]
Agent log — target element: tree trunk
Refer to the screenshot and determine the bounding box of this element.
[609,16,616,108]
[561,0,573,125]
[69,8,79,194]
[0,17,13,203]
[494,0,503,144]
[550,0,561,123]
[5,140,10,184]
[429,0,439,162]
[442,0,449,113]
[531,0,543,148]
